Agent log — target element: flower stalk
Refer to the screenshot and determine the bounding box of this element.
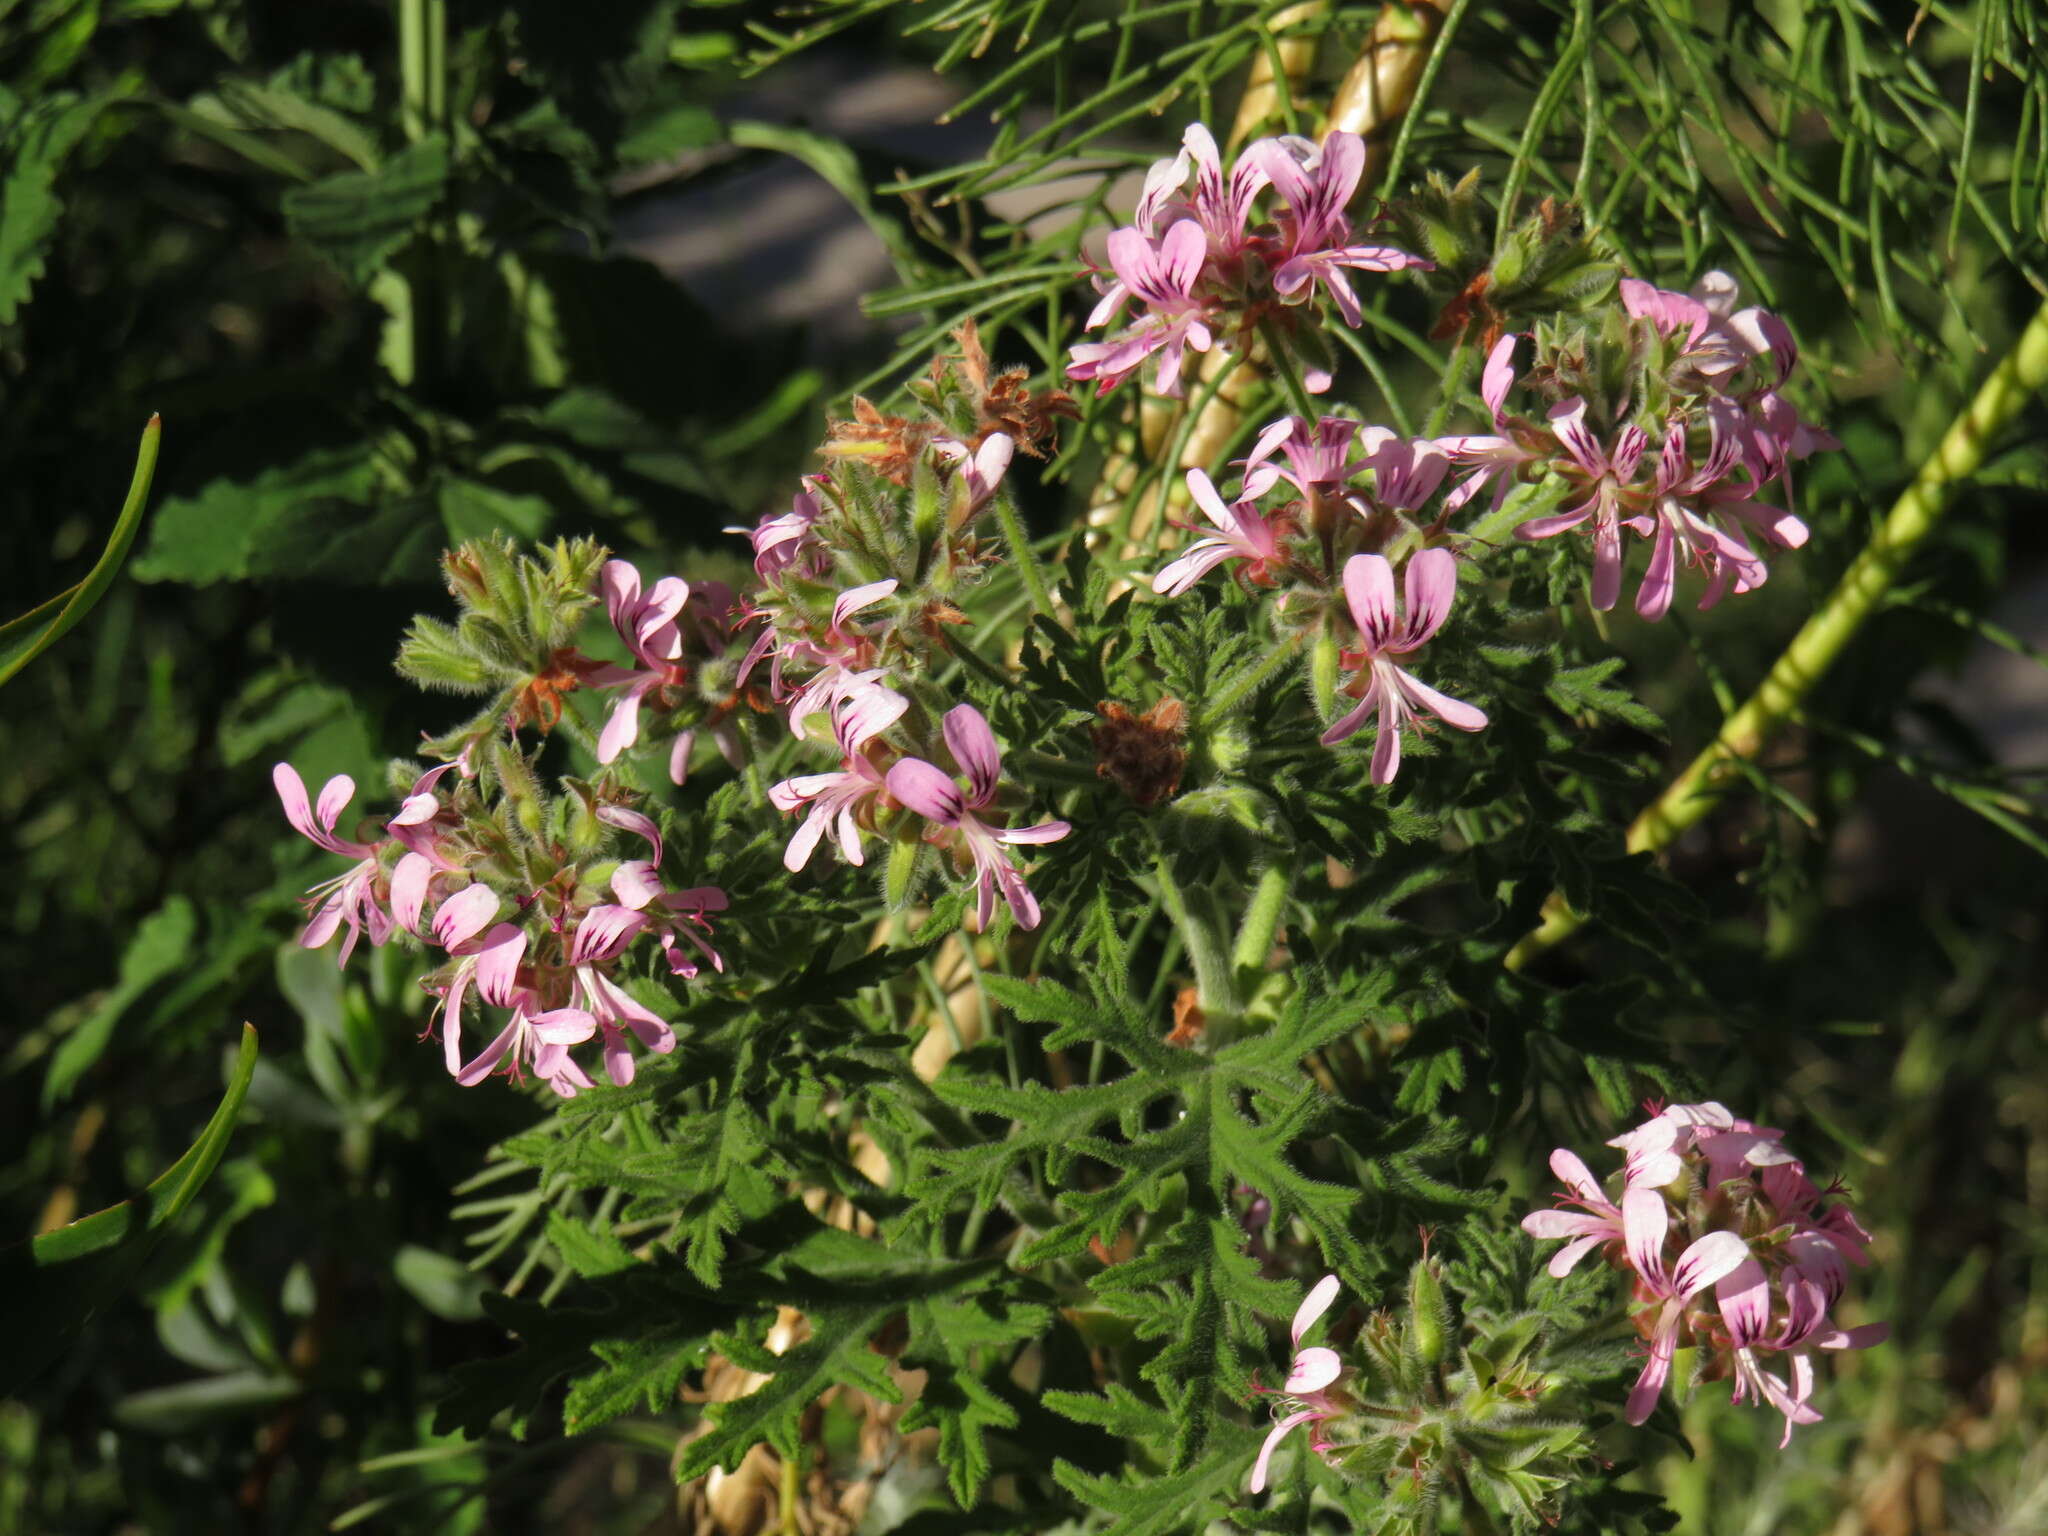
[1507,295,2048,969]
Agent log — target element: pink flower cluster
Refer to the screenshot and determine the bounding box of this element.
[275,765,725,1097]
[1249,1275,1348,1493]
[730,439,1071,930]
[1523,1101,1886,1445]
[1067,125,1429,396]
[1460,274,1837,618]
[1149,412,1487,784]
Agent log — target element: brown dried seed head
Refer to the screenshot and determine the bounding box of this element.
[1091,697,1188,808]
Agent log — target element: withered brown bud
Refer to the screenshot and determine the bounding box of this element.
[1167,986,1204,1048]
[822,396,938,486]
[948,319,1079,460]
[1092,697,1188,808]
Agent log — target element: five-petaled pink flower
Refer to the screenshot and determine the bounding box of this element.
[1152,469,1292,596]
[1516,400,1649,613]
[1067,220,1215,397]
[1320,551,1489,783]
[1249,1274,1346,1495]
[1250,132,1431,327]
[885,704,1071,932]
[769,682,906,871]
[274,764,394,967]
[1620,1188,1754,1425]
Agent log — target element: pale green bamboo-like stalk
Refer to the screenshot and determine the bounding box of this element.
[1506,296,2048,970]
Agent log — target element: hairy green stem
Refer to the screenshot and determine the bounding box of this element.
[1153,854,1238,1018]
[1506,296,2048,969]
[991,491,1055,617]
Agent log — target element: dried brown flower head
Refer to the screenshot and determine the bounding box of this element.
[822,396,940,487]
[1092,697,1188,808]
[944,319,1078,460]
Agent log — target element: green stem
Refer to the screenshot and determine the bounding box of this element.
[991,490,1055,617]
[1153,854,1237,1018]
[1507,296,2048,969]
[1423,339,1473,439]
[1257,317,1320,422]
[1231,863,1293,976]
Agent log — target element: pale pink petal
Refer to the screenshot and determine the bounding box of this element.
[1399,548,1459,645]
[1158,218,1207,293]
[390,852,434,932]
[888,758,966,825]
[313,774,355,835]
[1546,1232,1606,1277]
[1341,554,1398,651]
[1369,689,1404,785]
[942,704,1003,808]
[1286,1346,1341,1394]
[1622,1187,1670,1285]
[597,804,662,862]
[569,905,646,965]
[1291,1274,1342,1343]
[1715,1257,1772,1346]
[1481,333,1518,421]
[433,884,501,951]
[991,819,1071,846]
[1248,1410,1316,1495]
[831,578,899,634]
[1549,1148,1606,1204]
[1671,1231,1752,1298]
[1626,1311,1679,1424]
[474,924,528,1007]
[454,1015,522,1088]
[1522,1210,1613,1240]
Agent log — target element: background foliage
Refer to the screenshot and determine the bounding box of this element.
[2,0,2046,1531]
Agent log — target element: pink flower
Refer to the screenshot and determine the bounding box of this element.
[1152,470,1291,596]
[1249,132,1430,327]
[565,904,675,1087]
[1521,1147,1631,1276]
[1438,334,1536,514]
[1320,551,1488,784]
[1531,1102,1887,1445]
[1237,414,1369,502]
[593,561,741,783]
[780,579,904,740]
[1134,123,1268,254]
[1516,399,1650,611]
[274,764,395,967]
[598,803,729,979]
[731,482,829,586]
[1249,1274,1346,1494]
[1621,1187,1754,1424]
[933,433,1016,525]
[768,683,906,871]
[1067,220,1216,396]
[885,704,1070,932]
[1360,430,1450,514]
[1625,422,1766,620]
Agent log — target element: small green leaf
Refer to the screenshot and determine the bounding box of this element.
[281,135,450,283]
